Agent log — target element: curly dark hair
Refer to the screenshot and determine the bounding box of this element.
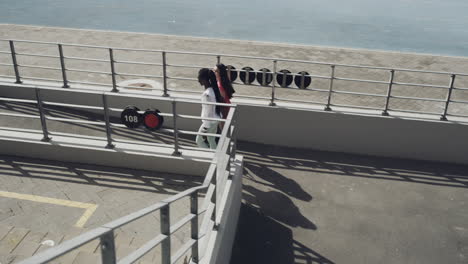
[216,63,236,99]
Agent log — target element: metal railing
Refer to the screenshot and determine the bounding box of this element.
[1,39,468,122]
[2,86,238,264]
[0,84,235,156]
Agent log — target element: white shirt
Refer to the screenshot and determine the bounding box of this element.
[201,87,221,127]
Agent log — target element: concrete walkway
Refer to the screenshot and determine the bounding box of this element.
[1,99,467,263]
[231,142,468,264]
[2,140,467,264]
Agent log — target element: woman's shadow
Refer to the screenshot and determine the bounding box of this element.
[243,162,316,230]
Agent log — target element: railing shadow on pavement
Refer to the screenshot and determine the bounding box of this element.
[239,141,468,189]
[0,155,202,195]
[230,204,333,264]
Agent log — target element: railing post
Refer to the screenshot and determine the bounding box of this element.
[35,88,51,142]
[102,94,114,149]
[100,231,116,264]
[216,55,221,65]
[226,125,232,179]
[300,71,305,89]
[190,191,199,263]
[160,205,171,264]
[281,70,287,88]
[382,69,395,116]
[9,40,22,84]
[324,65,335,111]
[440,74,456,121]
[211,171,218,230]
[172,100,181,156]
[162,51,169,97]
[227,66,232,82]
[261,68,266,86]
[58,44,69,88]
[109,48,118,92]
[229,114,237,178]
[269,60,277,106]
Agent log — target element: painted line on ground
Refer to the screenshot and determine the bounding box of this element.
[0,190,98,228]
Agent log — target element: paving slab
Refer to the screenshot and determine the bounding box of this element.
[0,227,29,255]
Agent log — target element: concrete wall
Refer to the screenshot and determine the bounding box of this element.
[2,82,468,165]
[205,156,243,264]
[0,129,211,176]
[236,104,468,165]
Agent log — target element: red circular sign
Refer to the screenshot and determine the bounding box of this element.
[144,113,160,128]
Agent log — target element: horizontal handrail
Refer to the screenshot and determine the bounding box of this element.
[450,99,468,104]
[330,103,382,111]
[66,68,111,75]
[64,56,109,63]
[170,214,196,235]
[21,76,62,82]
[68,80,113,87]
[42,101,103,110]
[167,88,200,94]
[117,84,163,91]
[18,227,112,264]
[15,52,59,59]
[390,95,446,102]
[171,239,197,264]
[0,112,39,119]
[332,90,387,97]
[117,234,167,264]
[3,38,468,76]
[18,64,61,71]
[46,116,106,125]
[392,81,449,89]
[0,97,36,104]
[115,71,162,79]
[276,97,325,105]
[167,63,212,69]
[334,77,388,85]
[114,60,163,66]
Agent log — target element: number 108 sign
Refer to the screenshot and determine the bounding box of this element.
[121,106,143,128]
[121,106,164,130]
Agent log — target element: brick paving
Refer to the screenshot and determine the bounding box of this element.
[0,155,200,263]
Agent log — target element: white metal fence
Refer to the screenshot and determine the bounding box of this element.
[1,39,467,121]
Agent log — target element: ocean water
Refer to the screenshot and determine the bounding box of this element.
[0,0,467,56]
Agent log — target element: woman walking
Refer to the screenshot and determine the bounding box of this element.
[196,68,222,149]
[213,64,235,119]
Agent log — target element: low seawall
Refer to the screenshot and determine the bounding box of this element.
[1,82,467,165]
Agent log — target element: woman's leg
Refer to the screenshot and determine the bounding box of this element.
[196,124,209,148]
[207,122,219,149]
